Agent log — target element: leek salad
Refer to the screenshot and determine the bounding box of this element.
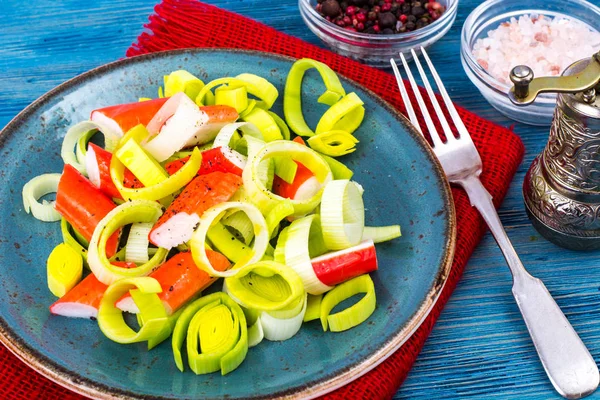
[23,58,402,375]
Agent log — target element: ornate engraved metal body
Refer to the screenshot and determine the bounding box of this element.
[522,59,600,250]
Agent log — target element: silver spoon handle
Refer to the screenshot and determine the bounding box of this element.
[458,174,599,399]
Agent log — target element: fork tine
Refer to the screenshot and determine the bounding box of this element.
[390,58,422,135]
[410,48,456,142]
[420,46,471,139]
[398,52,444,148]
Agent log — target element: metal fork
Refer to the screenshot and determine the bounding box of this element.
[391,48,599,399]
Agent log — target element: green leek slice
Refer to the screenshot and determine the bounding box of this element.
[75,129,96,166]
[239,99,257,119]
[98,277,169,344]
[138,307,184,350]
[320,274,376,332]
[307,130,359,157]
[315,93,365,135]
[87,200,168,285]
[213,122,263,149]
[207,221,252,263]
[189,202,269,278]
[215,84,248,113]
[321,154,354,180]
[266,291,305,319]
[267,111,291,140]
[221,211,255,245]
[265,200,294,239]
[163,70,205,100]
[196,76,275,110]
[260,293,307,341]
[62,121,121,167]
[362,225,402,243]
[60,218,89,265]
[320,180,365,250]
[47,243,83,297]
[125,222,153,264]
[241,108,283,142]
[235,73,279,109]
[224,261,304,311]
[304,294,323,322]
[242,140,332,216]
[247,319,264,347]
[172,292,248,375]
[273,157,298,184]
[273,226,289,264]
[115,136,168,187]
[22,173,62,222]
[110,129,202,201]
[284,58,346,137]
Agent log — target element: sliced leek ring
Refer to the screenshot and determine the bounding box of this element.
[285,214,332,295]
[320,179,365,250]
[224,261,304,311]
[260,293,307,341]
[189,202,269,278]
[98,277,169,344]
[284,58,346,137]
[242,140,332,216]
[87,200,168,285]
[320,274,376,332]
[22,173,61,222]
[172,292,248,375]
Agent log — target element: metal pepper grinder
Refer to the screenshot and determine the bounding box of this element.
[509,51,600,250]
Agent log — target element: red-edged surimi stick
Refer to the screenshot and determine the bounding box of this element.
[149,172,242,249]
[86,143,144,199]
[143,93,239,162]
[55,164,120,257]
[49,261,135,320]
[90,97,168,138]
[164,146,245,177]
[311,240,378,287]
[116,250,230,315]
[272,136,322,201]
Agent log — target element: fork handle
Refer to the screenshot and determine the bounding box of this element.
[457,174,599,399]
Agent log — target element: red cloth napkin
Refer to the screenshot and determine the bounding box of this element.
[0,1,524,399]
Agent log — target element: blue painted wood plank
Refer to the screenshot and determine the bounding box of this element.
[1,0,599,399]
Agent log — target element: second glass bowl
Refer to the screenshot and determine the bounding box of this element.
[460,0,600,126]
[299,0,458,68]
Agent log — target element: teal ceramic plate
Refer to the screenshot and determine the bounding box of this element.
[0,49,455,399]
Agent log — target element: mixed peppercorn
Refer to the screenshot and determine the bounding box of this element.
[315,0,446,34]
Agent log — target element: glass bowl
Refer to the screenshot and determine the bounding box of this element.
[461,0,600,126]
[299,0,458,68]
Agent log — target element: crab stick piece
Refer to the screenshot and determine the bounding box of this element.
[165,146,245,177]
[90,97,168,138]
[272,135,321,201]
[311,240,378,286]
[116,250,230,315]
[149,172,242,249]
[55,164,120,257]
[49,261,135,320]
[86,143,144,199]
[272,161,321,201]
[143,93,239,162]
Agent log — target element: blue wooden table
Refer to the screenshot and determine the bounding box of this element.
[2,0,600,398]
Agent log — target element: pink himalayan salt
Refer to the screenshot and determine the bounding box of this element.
[472,14,600,85]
